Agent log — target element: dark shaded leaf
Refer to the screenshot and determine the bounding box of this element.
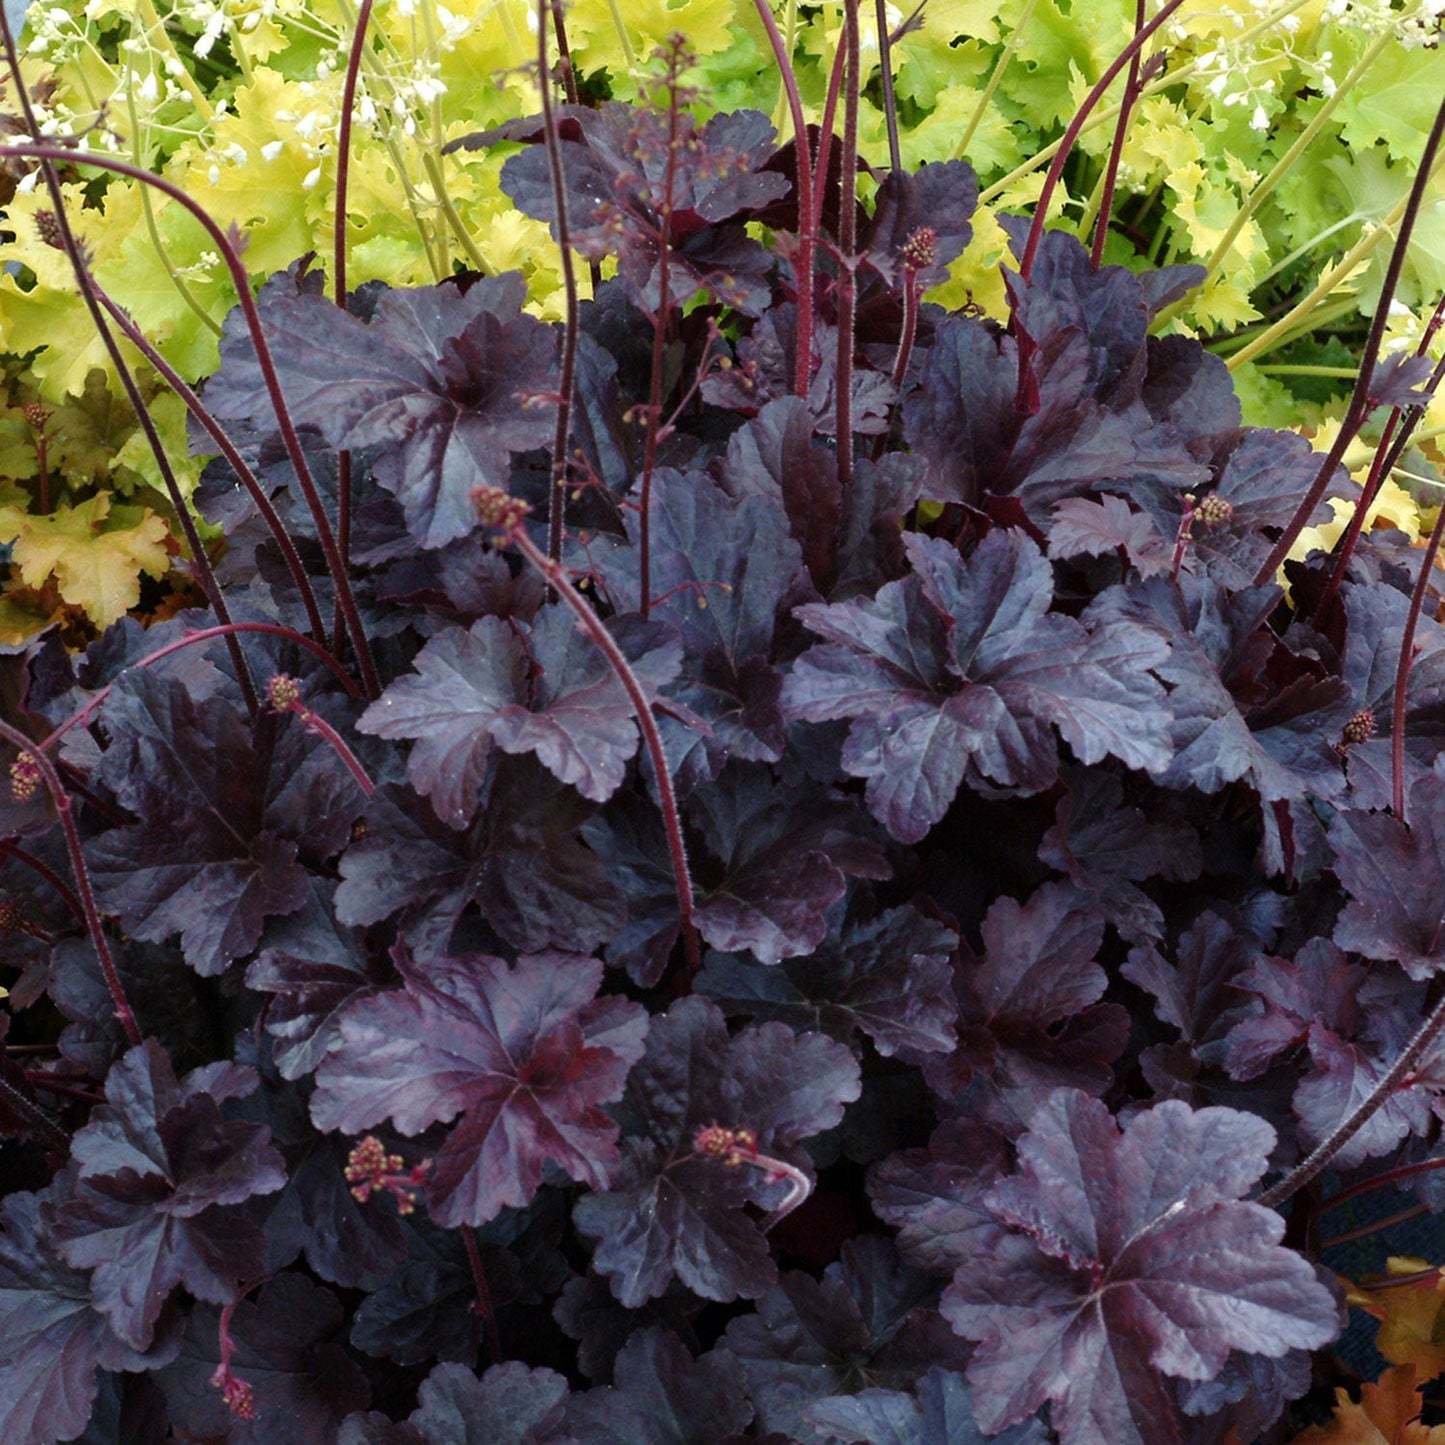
[697,902,958,1060]
[562,1328,753,1443]
[922,883,1127,1127]
[1039,766,1202,943]
[0,1189,170,1445]
[87,669,362,976]
[334,761,627,958]
[48,1040,285,1351]
[404,1361,572,1444]
[155,1272,370,1442]
[723,1235,969,1437]
[573,997,860,1306]
[600,468,805,772]
[689,764,889,965]
[802,1366,1050,1445]
[867,1120,1012,1279]
[244,878,379,1082]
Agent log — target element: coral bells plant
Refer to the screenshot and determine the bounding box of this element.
[6,0,1445,1439]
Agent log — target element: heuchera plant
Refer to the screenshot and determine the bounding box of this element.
[3,0,1445,1438]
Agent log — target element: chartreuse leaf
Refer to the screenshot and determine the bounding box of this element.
[0,493,169,631]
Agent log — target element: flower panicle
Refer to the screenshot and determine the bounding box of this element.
[345,1134,429,1215]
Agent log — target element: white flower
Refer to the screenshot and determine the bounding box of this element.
[302,164,322,189]
[261,139,284,161]
[1250,102,1269,131]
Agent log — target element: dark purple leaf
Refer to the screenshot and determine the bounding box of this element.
[207,274,558,548]
[1368,349,1435,410]
[899,317,1018,511]
[357,615,526,827]
[244,878,379,1082]
[1102,574,1349,808]
[697,903,958,1060]
[1048,494,1173,579]
[922,883,1127,1127]
[689,764,888,965]
[1180,428,1347,589]
[1002,222,1152,410]
[1176,1347,1316,1444]
[154,1272,370,1442]
[1222,939,1363,1082]
[718,397,842,591]
[403,1361,572,1444]
[311,949,647,1227]
[49,935,211,1079]
[0,1189,170,1445]
[1123,912,1261,1051]
[334,761,627,958]
[580,791,682,987]
[1039,767,1202,943]
[723,1235,969,1437]
[348,1214,485,1366]
[359,610,680,826]
[600,468,805,771]
[86,669,363,976]
[861,161,977,290]
[553,1272,705,1383]
[339,1415,426,1445]
[1227,947,1438,1168]
[867,1120,1012,1278]
[784,529,1172,842]
[1332,770,1445,978]
[562,1327,753,1443]
[48,1039,286,1350]
[802,1366,1049,1445]
[572,997,860,1306]
[944,1091,1340,1445]
[496,105,789,315]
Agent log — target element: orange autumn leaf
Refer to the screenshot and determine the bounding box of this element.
[1289,1366,1445,1444]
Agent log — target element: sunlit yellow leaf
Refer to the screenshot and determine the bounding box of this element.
[0,492,169,630]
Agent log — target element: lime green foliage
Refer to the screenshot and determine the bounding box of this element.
[0,0,1441,639]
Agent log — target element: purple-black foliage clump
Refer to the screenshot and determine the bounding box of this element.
[4,74,1445,1445]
